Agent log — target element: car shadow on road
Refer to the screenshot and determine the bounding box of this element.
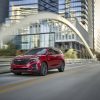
[10,70,59,77]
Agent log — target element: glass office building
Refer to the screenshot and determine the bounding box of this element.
[9,0,58,22]
[38,0,58,13]
[59,0,89,31]
[9,0,59,49]
[58,0,94,48]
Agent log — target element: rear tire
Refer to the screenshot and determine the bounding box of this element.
[40,62,48,76]
[58,61,65,72]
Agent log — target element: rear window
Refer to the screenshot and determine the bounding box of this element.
[54,49,63,54]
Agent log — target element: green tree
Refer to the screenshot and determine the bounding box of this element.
[0,42,16,56]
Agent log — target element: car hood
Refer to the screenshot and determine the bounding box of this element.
[14,55,40,60]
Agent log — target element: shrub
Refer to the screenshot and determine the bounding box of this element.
[64,49,78,59]
[0,42,16,56]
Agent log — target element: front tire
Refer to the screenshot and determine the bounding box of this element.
[58,61,65,72]
[13,72,22,75]
[40,62,48,76]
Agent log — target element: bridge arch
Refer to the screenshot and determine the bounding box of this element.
[0,12,94,58]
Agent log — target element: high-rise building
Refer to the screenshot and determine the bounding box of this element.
[59,0,94,30]
[0,0,9,24]
[88,0,94,49]
[9,0,58,22]
[9,0,94,33]
[8,0,94,58]
[0,0,9,49]
[38,0,58,13]
[59,0,94,48]
[9,0,59,49]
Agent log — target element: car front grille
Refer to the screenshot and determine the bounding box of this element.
[13,59,29,65]
[13,68,28,70]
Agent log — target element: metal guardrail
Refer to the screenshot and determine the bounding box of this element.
[0,57,98,66]
[0,57,99,74]
[65,59,98,64]
[0,57,13,67]
[0,57,14,73]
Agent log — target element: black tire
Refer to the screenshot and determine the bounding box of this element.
[14,72,22,75]
[58,61,65,72]
[40,62,48,76]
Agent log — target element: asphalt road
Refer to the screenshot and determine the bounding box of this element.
[0,63,100,100]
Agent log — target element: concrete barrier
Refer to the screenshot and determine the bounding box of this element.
[0,57,14,74]
[65,59,97,64]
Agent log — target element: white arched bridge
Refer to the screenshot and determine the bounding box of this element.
[0,12,95,58]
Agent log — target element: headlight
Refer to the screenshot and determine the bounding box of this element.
[29,57,39,62]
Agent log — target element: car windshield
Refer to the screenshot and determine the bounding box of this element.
[25,48,47,55]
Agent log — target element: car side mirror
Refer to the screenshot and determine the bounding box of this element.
[47,52,52,55]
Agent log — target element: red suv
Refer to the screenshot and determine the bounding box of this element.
[11,47,65,76]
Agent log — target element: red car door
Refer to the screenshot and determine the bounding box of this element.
[47,49,57,69]
[53,49,61,67]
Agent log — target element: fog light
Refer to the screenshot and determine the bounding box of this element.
[26,63,31,67]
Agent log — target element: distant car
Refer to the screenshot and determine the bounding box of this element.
[11,47,65,76]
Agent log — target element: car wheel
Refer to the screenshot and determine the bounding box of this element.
[40,62,48,76]
[14,72,22,75]
[58,61,65,72]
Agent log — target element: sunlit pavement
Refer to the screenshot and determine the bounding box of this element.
[0,63,100,100]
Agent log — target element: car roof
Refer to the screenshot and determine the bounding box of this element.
[30,47,61,51]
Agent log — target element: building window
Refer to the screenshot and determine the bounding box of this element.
[72,34,74,39]
[59,0,65,4]
[69,35,71,39]
[62,35,65,40]
[66,34,68,39]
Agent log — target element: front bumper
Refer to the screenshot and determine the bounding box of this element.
[11,63,40,73]
[11,68,38,73]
